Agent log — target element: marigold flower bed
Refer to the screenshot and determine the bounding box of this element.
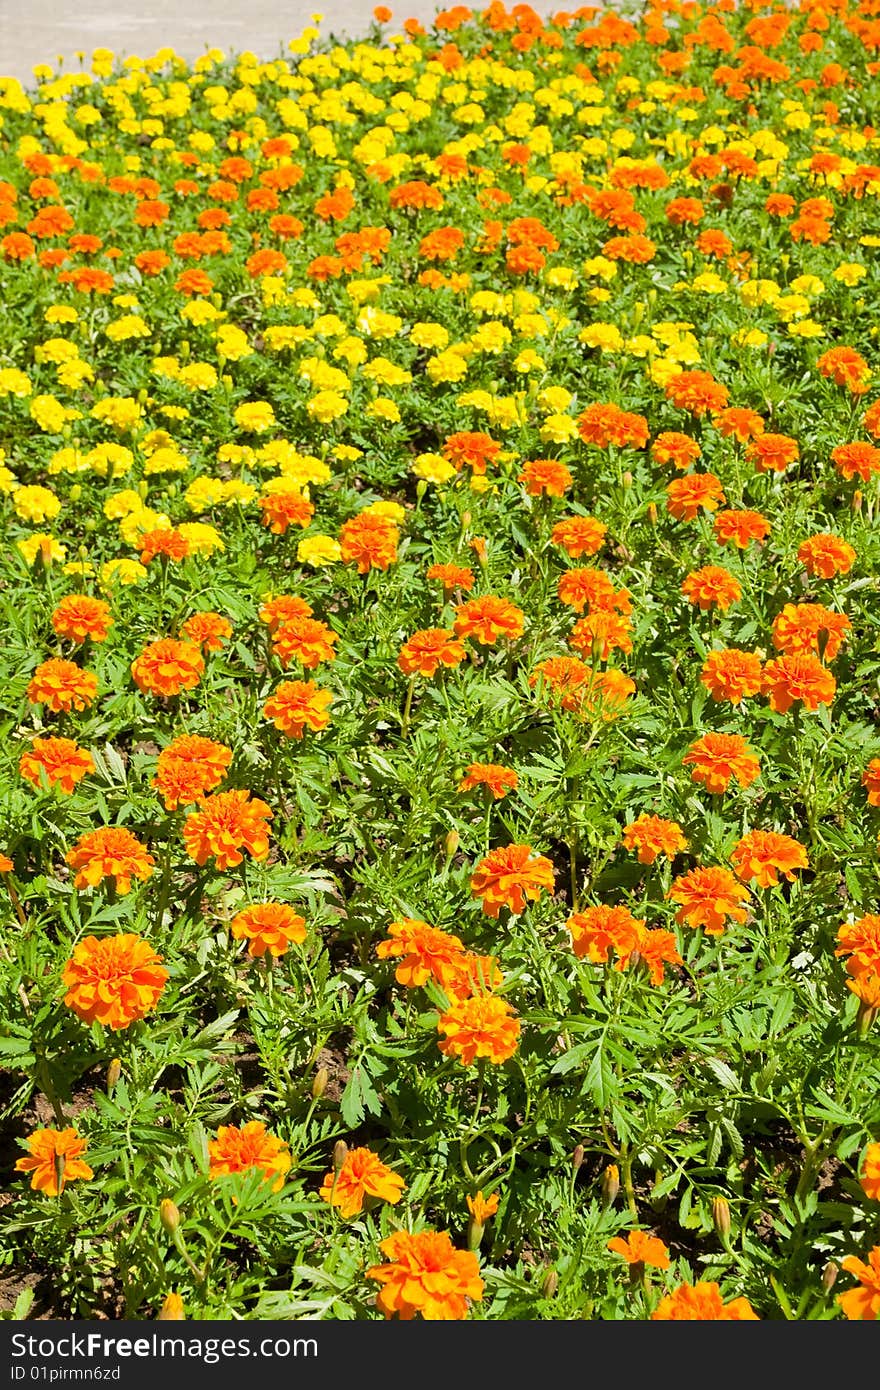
[1,0,880,1323]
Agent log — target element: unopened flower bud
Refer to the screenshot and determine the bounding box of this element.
[333,1140,349,1173]
[856,999,877,1036]
[467,1218,485,1252]
[159,1198,180,1236]
[712,1195,731,1244]
[621,470,633,489]
[106,1057,122,1090]
[542,1268,558,1299]
[416,479,428,501]
[647,502,658,526]
[157,1292,185,1320]
[822,1261,838,1292]
[852,489,863,514]
[461,510,471,531]
[444,829,459,859]
[311,1067,328,1100]
[69,484,82,503]
[601,1163,620,1207]
[572,1144,585,1171]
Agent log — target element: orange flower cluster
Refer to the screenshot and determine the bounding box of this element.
[567,904,682,985]
[62,933,168,1029]
[207,1122,291,1192]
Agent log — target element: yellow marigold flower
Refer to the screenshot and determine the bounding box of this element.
[234,401,276,432]
[14,484,61,524]
[297,534,342,567]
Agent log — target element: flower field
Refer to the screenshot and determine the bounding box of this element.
[1,0,880,1323]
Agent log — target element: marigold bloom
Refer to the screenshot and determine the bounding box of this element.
[730,830,809,887]
[651,431,701,470]
[746,432,799,474]
[666,473,726,521]
[530,655,591,711]
[578,402,648,450]
[653,1281,758,1320]
[62,933,168,1029]
[581,668,636,721]
[442,431,501,475]
[20,737,94,794]
[51,594,112,644]
[259,594,313,632]
[682,565,741,612]
[832,441,880,483]
[467,1191,499,1224]
[140,528,190,564]
[607,1230,670,1269]
[683,732,760,795]
[817,345,871,394]
[66,826,155,894]
[453,596,524,645]
[470,842,555,917]
[772,602,849,662]
[860,1144,880,1203]
[863,761,880,807]
[714,407,764,443]
[263,680,333,738]
[272,617,337,669]
[15,1127,94,1195]
[376,918,466,990]
[837,1248,880,1320]
[713,509,770,549]
[398,627,466,677]
[665,370,730,415]
[622,814,688,863]
[519,458,572,497]
[131,639,204,698]
[762,652,836,713]
[567,904,644,967]
[182,789,273,870]
[798,533,856,579]
[700,648,763,703]
[258,489,314,535]
[230,902,306,958]
[319,1147,406,1217]
[551,515,607,558]
[339,513,399,572]
[207,1122,290,1192]
[27,658,97,713]
[835,915,880,981]
[637,928,683,986]
[367,1230,483,1320]
[459,763,518,800]
[668,865,750,935]
[438,993,521,1065]
[181,611,232,652]
[557,566,627,615]
[426,562,475,594]
[153,735,232,810]
[570,610,633,661]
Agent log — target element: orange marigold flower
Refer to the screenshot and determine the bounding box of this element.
[519,458,573,497]
[797,533,856,579]
[581,668,636,721]
[272,616,337,669]
[700,648,763,704]
[665,369,730,416]
[207,1122,290,1192]
[258,594,313,631]
[863,399,880,439]
[771,603,850,662]
[15,1127,94,1195]
[427,562,475,594]
[181,612,232,652]
[762,652,836,713]
[746,432,799,473]
[577,402,648,450]
[319,1147,406,1217]
[230,902,306,958]
[859,1143,880,1203]
[153,734,232,810]
[0,854,14,873]
[442,431,501,475]
[622,814,688,864]
[62,933,168,1029]
[453,596,524,645]
[567,904,644,967]
[832,440,880,482]
[849,972,880,1013]
[683,732,760,795]
[131,639,204,698]
[66,827,155,895]
[570,610,633,661]
[470,842,555,917]
[863,761,880,807]
[140,528,190,565]
[263,679,333,738]
[730,830,809,887]
[837,1248,880,1320]
[466,1190,499,1224]
[376,918,466,990]
[835,915,880,981]
[446,952,505,1002]
[714,407,765,443]
[713,509,770,549]
[438,993,521,1065]
[51,594,112,644]
[637,928,683,986]
[19,737,94,794]
[398,627,466,677]
[339,513,399,572]
[668,865,750,935]
[367,1229,483,1320]
[27,658,97,713]
[258,489,314,535]
[651,431,701,470]
[681,565,741,611]
[653,1281,758,1320]
[607,1230,670,1269]
[458,763,518,799]
[551,515,607,558]
[817,345,871,394]
[666,472,726,521]
[182,789,273,870]
[529,655,591,710]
